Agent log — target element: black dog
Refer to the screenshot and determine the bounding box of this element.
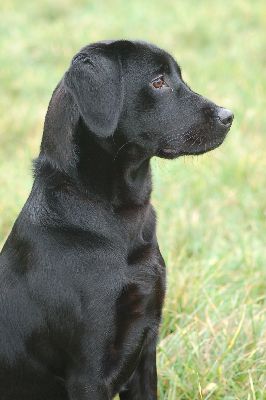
[0,40,233,399]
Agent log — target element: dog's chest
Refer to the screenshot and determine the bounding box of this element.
[104,241,165,392]
[117,204,165,320]
[123,244,165,318]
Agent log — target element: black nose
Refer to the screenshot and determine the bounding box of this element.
[217,108,234,126]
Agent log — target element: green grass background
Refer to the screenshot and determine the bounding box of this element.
[0,0,266,398]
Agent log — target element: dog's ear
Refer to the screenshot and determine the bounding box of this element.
[64,47,123,137]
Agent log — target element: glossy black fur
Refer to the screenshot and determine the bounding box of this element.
[0,40,233,399]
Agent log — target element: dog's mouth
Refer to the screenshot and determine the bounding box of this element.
[157,148,181,159]
[158,126,231,159]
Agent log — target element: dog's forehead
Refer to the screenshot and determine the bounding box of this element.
[86,40,172,67]
[75,40,177,76]
[117,40,174,73]
[128,41,171,62]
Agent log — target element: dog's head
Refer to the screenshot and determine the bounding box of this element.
[59,40,233,162]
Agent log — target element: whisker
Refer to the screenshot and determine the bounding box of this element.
[113,140,134,162]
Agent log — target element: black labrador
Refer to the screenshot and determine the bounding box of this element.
[0,40,233,399]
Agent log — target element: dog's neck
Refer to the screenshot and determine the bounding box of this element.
[36,120,152,214]
[75,122,152,209]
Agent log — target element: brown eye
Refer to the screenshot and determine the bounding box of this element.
[151,76,168,89]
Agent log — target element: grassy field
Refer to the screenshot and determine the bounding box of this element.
[1,0,266,398]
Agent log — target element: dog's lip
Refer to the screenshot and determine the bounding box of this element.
[158,148,180,159]
[158,132,228,159]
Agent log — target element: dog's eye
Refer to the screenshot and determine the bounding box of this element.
[151,76,169,89]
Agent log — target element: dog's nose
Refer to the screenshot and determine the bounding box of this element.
[217,108,234,126]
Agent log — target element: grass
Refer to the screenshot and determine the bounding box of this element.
[1,0,266,398]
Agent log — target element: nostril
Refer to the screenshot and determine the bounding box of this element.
[218,108,234,126]
[224,115,233,125]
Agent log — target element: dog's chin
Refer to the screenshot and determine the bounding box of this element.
[157,134,228,159]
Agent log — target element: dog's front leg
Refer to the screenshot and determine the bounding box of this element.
[119,338,157,400]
